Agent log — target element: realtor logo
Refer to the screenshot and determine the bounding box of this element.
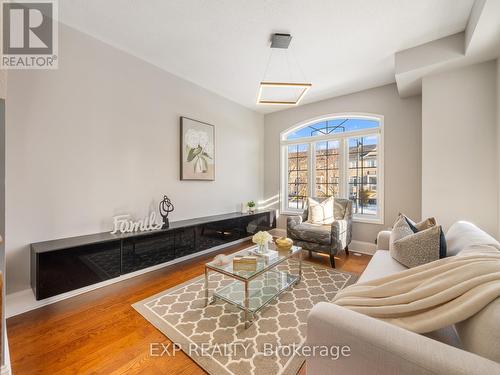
[1,0,58,69]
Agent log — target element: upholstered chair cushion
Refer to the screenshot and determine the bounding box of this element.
[288,222,331,245]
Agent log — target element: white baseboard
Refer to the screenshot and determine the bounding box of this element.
[2,330,11,375]
[349,240,376,255]
[6,238,250,318]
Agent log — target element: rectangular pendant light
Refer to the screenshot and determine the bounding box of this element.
[257,81,312,105]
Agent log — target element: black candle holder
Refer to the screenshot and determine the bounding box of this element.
[159,195,174,228]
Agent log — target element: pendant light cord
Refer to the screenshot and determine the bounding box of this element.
[261,48,275,82]
[291,48,308,83]
[285,49,292,82]
[262,44,308,83]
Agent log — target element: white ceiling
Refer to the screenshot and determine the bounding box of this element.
[59,0,475,113]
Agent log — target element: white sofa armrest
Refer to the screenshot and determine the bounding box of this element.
[377,230,391,250]
[306,302,500,375]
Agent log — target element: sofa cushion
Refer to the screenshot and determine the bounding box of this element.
[455,297,500,362]
[288,222,331,245]
[446,221,500,256]
[357,250,407,283]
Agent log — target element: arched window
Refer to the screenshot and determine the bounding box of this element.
[280,114,384,223]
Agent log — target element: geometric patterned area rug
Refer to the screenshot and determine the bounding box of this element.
[133,259,357,375]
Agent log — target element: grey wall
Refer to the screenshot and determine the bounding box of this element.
[264,84,422,244]
[422,60,497,236]
[5,25,264,294]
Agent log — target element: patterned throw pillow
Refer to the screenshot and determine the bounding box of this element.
[391,225,442,268]
[389,214,444,268]
[406,216,436,231]
[389,214,414,250]
[307,197,335,224]
[402,214,447,258]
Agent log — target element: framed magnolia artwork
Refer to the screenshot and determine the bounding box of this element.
[180,117,215,181]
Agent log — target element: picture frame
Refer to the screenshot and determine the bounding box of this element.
[180,116,215,181]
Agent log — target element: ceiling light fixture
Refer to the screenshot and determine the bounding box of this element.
[257,33,311,106]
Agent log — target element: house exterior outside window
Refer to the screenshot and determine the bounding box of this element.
[280,114,384,224]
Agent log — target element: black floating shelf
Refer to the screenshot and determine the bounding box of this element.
[31,210,276,300]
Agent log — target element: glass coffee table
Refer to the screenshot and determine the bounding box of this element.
[204,245,302,328]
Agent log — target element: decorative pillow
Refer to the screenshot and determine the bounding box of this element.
[389,214,414,251]
[406,216,436,232]
[307,197,334,224]
[401,214,447,258]
[391,225,442,268]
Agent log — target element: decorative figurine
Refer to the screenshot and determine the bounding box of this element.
[275,237,294,252]
[212,254,231,266]
[159,195,174,228]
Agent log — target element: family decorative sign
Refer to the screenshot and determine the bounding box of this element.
[111,212,162,234]
[110,194,175,234]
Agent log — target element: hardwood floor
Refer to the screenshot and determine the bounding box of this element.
[7,242,371,375]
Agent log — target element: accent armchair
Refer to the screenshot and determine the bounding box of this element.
[286,198,352,267]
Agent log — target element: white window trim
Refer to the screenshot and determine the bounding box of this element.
[280,113,384,225]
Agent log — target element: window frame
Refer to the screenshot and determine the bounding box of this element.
[280,113,384,224]
[285,143,310,211]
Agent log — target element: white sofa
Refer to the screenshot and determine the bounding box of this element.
[306,221,500,375]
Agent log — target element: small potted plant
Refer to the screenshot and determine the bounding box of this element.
[247,200,256,213]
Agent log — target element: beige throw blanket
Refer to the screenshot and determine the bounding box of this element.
[333,245,500,333]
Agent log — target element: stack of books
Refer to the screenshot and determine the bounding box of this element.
[250,249,279,262]
[233,255,258,271]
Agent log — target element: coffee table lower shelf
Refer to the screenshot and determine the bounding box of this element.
[208,269,299,328]
[204,246,302,329]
